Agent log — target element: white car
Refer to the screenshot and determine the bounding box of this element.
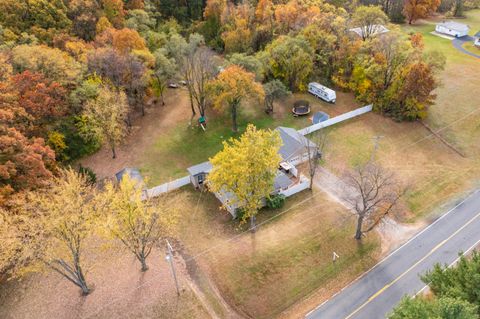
[168,83,179,88]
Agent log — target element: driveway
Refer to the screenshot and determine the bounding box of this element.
[452,36,480,59]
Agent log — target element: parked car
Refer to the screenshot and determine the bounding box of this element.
[168,83,179,88]
[179,80,187,86]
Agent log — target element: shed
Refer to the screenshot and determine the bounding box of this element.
[115,168,144,185]
[435,21,470,37]
[187,161,213,188]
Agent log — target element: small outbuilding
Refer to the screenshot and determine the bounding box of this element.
[115,168,144,185]
[187,161,213,188]
[435,21,470,38]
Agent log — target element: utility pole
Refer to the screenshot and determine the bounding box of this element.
[371,135,384,162]
[165,239,180,296]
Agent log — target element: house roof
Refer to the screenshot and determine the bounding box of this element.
[115,168,144,183]
[349,24,389,38]
[276,126,316,161]
[437,21,470,32]
[274,171,293,190]
[187,161,213,176]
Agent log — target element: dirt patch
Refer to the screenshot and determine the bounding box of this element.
[78,89,192,180]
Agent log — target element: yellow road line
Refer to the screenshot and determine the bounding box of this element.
[345,210,480,319]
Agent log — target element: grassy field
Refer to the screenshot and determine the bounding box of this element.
[173,187,380,319]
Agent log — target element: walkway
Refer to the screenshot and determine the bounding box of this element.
[452,36,480,58]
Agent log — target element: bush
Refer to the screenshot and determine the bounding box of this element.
[56,116,101,162]
[78,165,97,185]
[266,194,286,209]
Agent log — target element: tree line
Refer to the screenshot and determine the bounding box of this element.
[0,1,446,210]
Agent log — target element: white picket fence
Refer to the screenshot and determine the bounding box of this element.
[297,104,373,136]
[279,175,310,197]
[145,176,191,198]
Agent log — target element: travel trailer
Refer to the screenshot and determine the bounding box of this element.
[308,82,336,103]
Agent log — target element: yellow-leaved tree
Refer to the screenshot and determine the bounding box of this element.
[208,65,264,132]
[99,175,179,272]
[0,169,97,295]
[207,124,281,231]
[82,84,128,159]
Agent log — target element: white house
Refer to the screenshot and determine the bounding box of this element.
[308,82,336,103]
[435,21,470,38]
[187,126,318,217]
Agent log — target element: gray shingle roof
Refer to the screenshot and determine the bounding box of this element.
[187,161,213,176]
[276,126,316,161]
[274,172,292,190]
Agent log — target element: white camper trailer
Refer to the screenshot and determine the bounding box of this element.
[308,82,336,103]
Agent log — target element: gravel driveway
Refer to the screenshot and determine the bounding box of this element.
[452,36,480,59]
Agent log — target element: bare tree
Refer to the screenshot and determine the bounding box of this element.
[345,162,406,240]
[299,129,329,190]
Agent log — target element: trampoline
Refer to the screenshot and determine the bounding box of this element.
[292,100,311,116]
[312,111,330,124]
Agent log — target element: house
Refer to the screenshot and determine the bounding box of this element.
[435,21,470,38]
[474,31,480,47]
[349,24,389,39]
[186,126,317,217]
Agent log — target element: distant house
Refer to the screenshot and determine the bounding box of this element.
[349,24,389,40]
[435,21,470,38]
[187,126,317,217]
[474,31,480,47]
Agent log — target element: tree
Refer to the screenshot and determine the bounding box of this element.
[101,0,126,28]
[299,129,328,190]
[421,251,480,312]
[403,0,441,24]
[351,5,389,41]
[100,175,178,271]
[151,49,176,106]
[66,0,100,41]
[208,65,264,132]
[82,85,128,159]
[263,80,290,114]
[207,124,282,231]
[262,35,314,91]
[112,28,148,53]
[345,162,405,240]
[228,53,264,81]
[11,45,82,85]
[0,170,97,294]
[389,296,477,319]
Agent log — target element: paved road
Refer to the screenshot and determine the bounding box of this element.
[306,189,480,319]
[452,36,480,59]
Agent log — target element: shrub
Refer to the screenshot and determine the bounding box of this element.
[266,194,286,209]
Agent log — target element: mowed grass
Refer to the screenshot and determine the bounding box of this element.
[138,91,356,187]
[174,188,379,319]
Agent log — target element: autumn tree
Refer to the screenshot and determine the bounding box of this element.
[351,5,389,41]
[101,0,126,28]
[11,45,82,85]
[344,162,405,240]
[403,0,441,24]
[299,129,328,190]
[228,53,264,81]
[151,49,176,106]
[261,35,314,91]
[0,170,97,294]
[263,80,290,114]
[207,124,281,231]
[208,65,264,132]
[82,85,128,159]
[100,175,178,271]
[66,0,100,41]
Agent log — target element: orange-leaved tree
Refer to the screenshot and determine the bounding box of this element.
[208,65,264,132]
[403,0,440,24]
